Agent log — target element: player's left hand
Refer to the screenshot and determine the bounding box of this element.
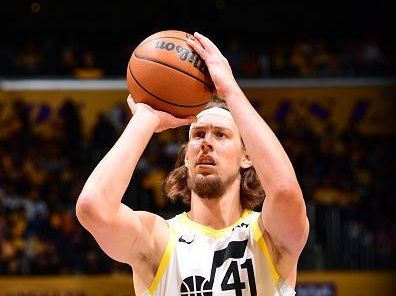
[127,95,195,133]
[187,32,238,99]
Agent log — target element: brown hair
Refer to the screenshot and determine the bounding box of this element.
[163,98,265,210]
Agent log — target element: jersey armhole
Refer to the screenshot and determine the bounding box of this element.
[147,225,176,295]
[251,218,280,285]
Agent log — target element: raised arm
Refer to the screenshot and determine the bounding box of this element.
[187,33,309,280]
[76,97,193,266]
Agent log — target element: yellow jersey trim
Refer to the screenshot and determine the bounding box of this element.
[147,226,176,294]
[178,209,252,239]
[251,218,280,285]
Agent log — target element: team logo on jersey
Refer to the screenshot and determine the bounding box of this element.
[178,234,195,244]
[180,240,257,295]
[181,275,212,295]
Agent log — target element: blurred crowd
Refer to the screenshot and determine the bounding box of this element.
[0,97,394,275]
[0,37,394,78]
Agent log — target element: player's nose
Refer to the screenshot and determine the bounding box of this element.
[201,137,214,152]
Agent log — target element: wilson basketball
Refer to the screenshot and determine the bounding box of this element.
[126,30,214,117]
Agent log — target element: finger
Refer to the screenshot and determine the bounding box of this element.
[190,33,206,50]
[186,38,207,60]
[194,32,219,54]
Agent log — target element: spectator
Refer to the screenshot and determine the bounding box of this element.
[73,51,104,79]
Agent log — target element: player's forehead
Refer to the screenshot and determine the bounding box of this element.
[190,108,239,134]
[190,113,239,133]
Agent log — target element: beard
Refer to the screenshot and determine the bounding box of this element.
[187,171,240,199]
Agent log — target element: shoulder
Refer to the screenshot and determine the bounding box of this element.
[131,211,170,261]
[129,212,171,286]
[137,210,169,226]
[128,210,170,243]
[166,212,188,231]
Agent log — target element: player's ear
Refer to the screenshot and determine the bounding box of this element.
[240,153,252,169]
[180,143,189,168]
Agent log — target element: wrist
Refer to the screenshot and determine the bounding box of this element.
[131,108,160,131]
[216,79,240,99]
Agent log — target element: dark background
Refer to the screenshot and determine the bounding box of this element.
[1,0,395,77]
[2,0,394,39]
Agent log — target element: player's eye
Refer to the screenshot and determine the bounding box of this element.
[215,131,225,138]
[194,131,205,138]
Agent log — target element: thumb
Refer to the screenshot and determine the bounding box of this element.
[127,95,136,114]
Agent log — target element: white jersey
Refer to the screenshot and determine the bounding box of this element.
[143,210,295,296]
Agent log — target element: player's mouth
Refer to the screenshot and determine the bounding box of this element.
[196,155,216,167]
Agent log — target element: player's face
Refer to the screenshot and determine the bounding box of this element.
[185,113,249,198]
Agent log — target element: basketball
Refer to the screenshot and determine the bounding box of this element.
[126,30,214,117]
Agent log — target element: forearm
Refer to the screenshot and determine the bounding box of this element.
[79,110,158,216]
[225,83,308,262]
[187,31,297,190]
[223,83,297,191]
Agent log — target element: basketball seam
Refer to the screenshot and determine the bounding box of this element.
[133,37,213,89]
[128,63,211,108]
[139,36,189,47]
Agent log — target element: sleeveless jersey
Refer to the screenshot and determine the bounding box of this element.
[143,210,295,296]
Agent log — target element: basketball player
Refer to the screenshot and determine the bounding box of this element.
[76,32,309,295]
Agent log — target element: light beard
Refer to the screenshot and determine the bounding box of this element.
[187,171,240,199]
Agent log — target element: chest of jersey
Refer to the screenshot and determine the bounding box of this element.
[143,210,284,296]
[174,226,258,296]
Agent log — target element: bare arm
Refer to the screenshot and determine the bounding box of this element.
[188,33,309,279]
[76,97,193,266]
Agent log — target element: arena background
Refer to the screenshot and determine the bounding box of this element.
[0,0,395,295]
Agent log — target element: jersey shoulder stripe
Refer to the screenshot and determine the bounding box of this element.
[251,218,280,284]
[147,226,176,294]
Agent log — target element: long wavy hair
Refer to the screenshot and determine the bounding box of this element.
[163,98,265,210]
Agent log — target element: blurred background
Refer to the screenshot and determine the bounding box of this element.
[0,0,395,295]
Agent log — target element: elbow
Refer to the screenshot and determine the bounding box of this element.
[75,193,96,228]
[274,181,307,224]
[274,182,309,245]
[273,179,303,202]
[287,194,310,253]
[76,191,110,228]
[76,193,92,220]
[290,216,310,257]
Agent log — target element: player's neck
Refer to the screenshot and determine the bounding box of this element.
[188,180,244,230]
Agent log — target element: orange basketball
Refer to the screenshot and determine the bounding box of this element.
[126,30,214,117]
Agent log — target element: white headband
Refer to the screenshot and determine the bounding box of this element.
[188,107,234,139]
